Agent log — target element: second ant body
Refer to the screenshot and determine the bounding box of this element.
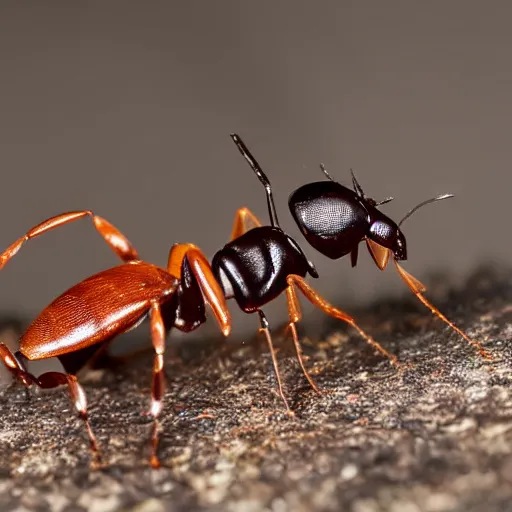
[288,164,491,359]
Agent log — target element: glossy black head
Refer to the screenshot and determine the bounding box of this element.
[366,205,407,260]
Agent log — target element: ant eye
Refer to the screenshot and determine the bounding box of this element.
[369,220,394,242]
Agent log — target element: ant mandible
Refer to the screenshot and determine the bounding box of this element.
[213,134,400,413]
[288,164,491,360]
[0,213,231,469]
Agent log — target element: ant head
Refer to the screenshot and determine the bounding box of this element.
[328,166,407,259]
[367,209,408,261]
[367,192,454,262]
[343,168,452,261]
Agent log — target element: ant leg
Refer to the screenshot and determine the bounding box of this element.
[394,261,492,359]
[0,344,100,463]
[230,207,263,240]
[286,275,400,367]
[149,301,166,469]
[285,285,321,393]
[0,344,31,385]
[257,310,293,414]
[37,372,100,461]
[167,244,231,337]
[0,210,139,270]
[366,240,390,270]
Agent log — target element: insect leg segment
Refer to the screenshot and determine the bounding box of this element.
[285,285,321,393]
[149,300,166,469]
[39,372,100,459]
[150,302,165,416]
[366,239,391,271]
[257,310,293,414]
[230,207,263,241]
[167,243,231,336]
[286,275,400,367]
[394,261,492,359]
[0,343,100,461]
[0,344,32,386]
[0,210,139,269]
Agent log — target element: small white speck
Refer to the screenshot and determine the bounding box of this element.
[340,463,358,481]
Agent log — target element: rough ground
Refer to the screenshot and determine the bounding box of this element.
[0,265,511,512]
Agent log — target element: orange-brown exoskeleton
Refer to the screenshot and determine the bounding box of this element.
[0,212,231,469]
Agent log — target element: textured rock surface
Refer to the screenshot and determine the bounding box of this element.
[0,265,511,511]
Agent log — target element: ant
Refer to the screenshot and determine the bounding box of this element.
[0,135,398,470]
[0,134,398,468]
[288,163,491,360]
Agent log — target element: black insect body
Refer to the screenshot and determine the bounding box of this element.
[289,165,490,359]
[215,135,400,412]
[212,225,317,313]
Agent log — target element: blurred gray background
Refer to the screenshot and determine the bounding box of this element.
[0,1,510,341]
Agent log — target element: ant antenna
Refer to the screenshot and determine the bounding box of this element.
[230,133,280,228]
[399,193,454,227]
[321,165,392,206]
[319,163,335,181]
[350,169,366,199]
[376,196,394,206]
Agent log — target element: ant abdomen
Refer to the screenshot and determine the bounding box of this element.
[289,180,369,259]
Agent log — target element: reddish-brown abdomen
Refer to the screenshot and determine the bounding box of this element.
[20,262,177,360]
